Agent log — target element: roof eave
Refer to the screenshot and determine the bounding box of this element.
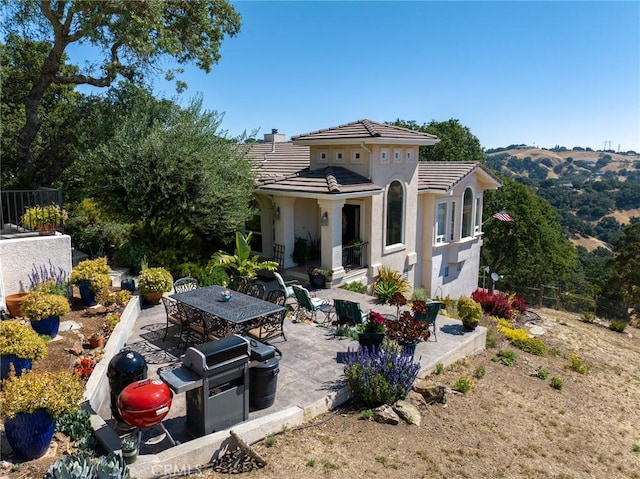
[292,138,440,147]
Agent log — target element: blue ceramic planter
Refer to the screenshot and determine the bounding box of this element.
[79,280,97,306]
[4,408,55,461]
[0,354,32,380]
[30,315,60,338]
[357,332,385,354]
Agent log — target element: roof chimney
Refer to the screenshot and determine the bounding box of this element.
[263,129,286,144]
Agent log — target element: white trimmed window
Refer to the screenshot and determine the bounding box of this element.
[318,150,328,163]
[386,180,404,246]
[380,148,389,163]
[351,149,362,163]
[393,148,402,163]
[406,149,413,162]
[435,203,447,244]
[475,197,482,234]
[462,188,473,238]
[335,150,345,163]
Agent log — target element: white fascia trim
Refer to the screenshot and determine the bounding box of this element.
[255,189,384,200]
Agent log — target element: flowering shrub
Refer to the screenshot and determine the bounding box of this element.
[21,204,68,230]
[138,266,173,294]
[497,319,546,356]
[471,289,514,320]
[0,321,48,360]
[361,311,387,334]
[21,291,71,321]
[0,370,83,419]
[28,260,70,297]
[343,341,420,407]
[71,257,111,293]
[457,296,483,329]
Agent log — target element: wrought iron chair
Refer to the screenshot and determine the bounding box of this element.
[186,307,234,344]
[173,277,199,293]
[292,285,334,326]
[245,282,266,299]
[415,301,442,341]
[334,299,367,326]
[161,297,188,348]
[228,275,250,294]
[245,289,287,342]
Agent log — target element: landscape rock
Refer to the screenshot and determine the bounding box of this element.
[65,340,84,356]
[413,378,447,404]
[373,404,400,425]
[405,390,428,410]
[393,400,422,426]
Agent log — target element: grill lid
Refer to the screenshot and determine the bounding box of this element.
[182,335,249,372]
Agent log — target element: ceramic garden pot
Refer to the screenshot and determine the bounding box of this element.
[0,354,32,380]
[4,408,55,461]
[143,291,163,305]
[78,280,97,307]
[30,315,60,338]
[357,332,385,354]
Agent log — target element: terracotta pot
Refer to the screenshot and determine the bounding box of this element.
[143,291,163,305]
[89,335,104,349]
[5,293,28,318]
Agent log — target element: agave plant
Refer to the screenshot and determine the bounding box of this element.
[210,231,278,281]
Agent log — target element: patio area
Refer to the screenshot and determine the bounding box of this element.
[94,280,486,479]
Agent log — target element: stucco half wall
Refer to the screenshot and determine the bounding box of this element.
[0,234,72,294]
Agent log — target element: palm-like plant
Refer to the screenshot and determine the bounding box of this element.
[210,232,278,281]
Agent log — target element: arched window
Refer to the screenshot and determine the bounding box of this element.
[462,188,473,238]
[386,180,403,245]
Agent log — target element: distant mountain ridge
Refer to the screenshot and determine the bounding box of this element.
[484,146,640,251]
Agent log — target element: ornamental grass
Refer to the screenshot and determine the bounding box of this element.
[0,370,84,419]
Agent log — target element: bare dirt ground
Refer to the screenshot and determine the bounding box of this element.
[2,307,639,479]
[190,308,640,479]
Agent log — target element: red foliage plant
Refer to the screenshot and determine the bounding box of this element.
[471,289,514,320]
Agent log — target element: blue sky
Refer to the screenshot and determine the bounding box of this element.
[94,1,640,151]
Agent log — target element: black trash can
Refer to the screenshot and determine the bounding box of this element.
[107,349,147,422]
[244,337,281,410]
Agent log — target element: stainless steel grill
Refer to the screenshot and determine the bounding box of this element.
[161,335,250,437]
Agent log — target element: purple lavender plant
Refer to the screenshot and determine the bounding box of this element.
[28,260,70,296]
[343,342,420,407]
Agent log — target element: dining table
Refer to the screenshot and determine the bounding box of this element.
[170,284,285,330]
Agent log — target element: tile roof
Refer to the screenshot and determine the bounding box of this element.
[418,162,501,192]
[291,119,439,143]
[248,142,380,195]
[247,141,500,196]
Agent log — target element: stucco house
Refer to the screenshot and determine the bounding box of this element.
[246,119,502,299]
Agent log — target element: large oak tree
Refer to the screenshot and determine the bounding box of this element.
[2,0,241,187]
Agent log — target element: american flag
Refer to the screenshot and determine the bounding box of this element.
[492,210,514,222]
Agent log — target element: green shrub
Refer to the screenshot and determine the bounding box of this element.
[342,281,367,294]
[435,363,444,375]
[510,336,546,356]
[410,288,429,302]
[453,375,474,394]
[457,296,482,329]
[117,241,151,274]
[565,353,591,374]
[581,311,595,323]
[473,365,486,379]
[550,376,563,390]
[535,368,550,380]
[138,266,173,294]
[609,321,627,333]
[343,342,420,407]
[494,349,516,366]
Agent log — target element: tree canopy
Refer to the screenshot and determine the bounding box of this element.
[481,176,579,295]
[389,118,484,162]
[2,0,241,187]
[610,222,640,315]
[74,87,256,241]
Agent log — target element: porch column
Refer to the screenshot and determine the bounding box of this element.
[274,196,296,269]
[317,199,345,281]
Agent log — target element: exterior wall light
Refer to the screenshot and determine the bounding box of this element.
[321,211,329,227]
[274,206,281,220]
